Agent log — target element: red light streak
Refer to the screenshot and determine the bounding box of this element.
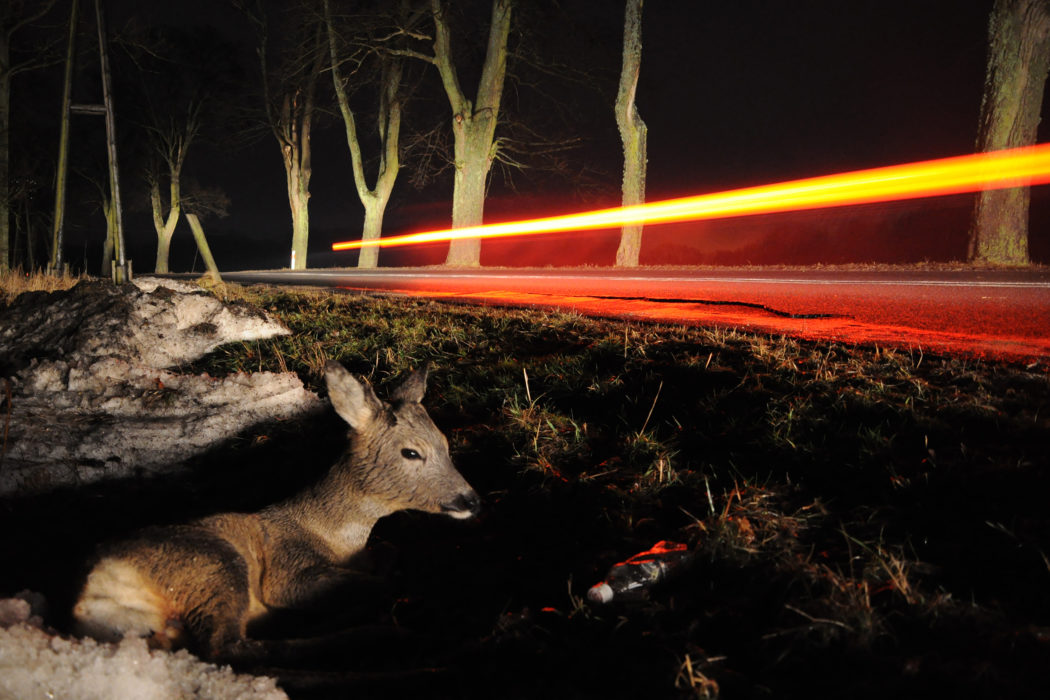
[332,143,1050,252]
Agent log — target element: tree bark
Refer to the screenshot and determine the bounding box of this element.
[969,0,1050,265]
[614,0,647,268]
[358,200,384,268]
[431,0,512,266]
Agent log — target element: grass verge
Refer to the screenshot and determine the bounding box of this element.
[4,280,1049,699]
[197,284,1050,699]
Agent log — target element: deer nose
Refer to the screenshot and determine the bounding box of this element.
[442,491,481,519]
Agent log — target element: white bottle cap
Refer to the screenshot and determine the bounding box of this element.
[587,582,614,604]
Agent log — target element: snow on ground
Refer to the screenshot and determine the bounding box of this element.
[0,277,323,496]
[0,594,286,700]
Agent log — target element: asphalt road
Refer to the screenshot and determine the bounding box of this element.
[218,267,1050,363]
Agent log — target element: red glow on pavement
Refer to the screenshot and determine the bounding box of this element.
[333,143,1050,252]
[372,287,1050,363]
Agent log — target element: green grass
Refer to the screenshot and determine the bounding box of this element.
[3,281,1048,698]
[189,285,1050,698]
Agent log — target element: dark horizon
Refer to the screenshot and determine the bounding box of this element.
[10,0,1050,273]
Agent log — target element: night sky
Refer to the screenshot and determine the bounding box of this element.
[12,0,1049,271]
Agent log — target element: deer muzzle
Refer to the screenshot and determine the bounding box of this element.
[441,491,481,520]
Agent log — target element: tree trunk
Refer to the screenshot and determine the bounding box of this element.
[279,88,315,271]
[254,8,323,272]
[431,0,512,267]
[323,0,402,270]
[447,130,492,265]
[969,0,1050,265]
[100,196,116,275]
[358,197,385,268]
[155,233,172,273]
[615,0,647,268]
[150,179,180,273]
[288,177,310,270]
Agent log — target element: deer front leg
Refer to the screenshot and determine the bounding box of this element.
[260,541,387,611]
[268,563,386,609]
[251,546,388,639]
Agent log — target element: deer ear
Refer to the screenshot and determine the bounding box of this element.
[325,361,382,428]
[390,364,429,404]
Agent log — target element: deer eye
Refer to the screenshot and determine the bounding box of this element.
[401,448,423,460]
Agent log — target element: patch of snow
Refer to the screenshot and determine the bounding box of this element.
[0,278,323,496]
[0,594,286,700]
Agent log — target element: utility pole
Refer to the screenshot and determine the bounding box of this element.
[48,0,78,275]
[49,0,131,282]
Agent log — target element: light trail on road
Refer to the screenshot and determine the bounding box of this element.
[218,268,1050,362]
[333,143,1050,252]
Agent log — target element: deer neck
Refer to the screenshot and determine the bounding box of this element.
[281,474,393,562]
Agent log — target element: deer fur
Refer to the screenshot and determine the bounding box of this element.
[72,361,479,659]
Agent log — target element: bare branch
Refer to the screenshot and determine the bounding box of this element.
[474,0,512,114]
[429,0,469,115]
[6,54,62,78]
[400,118,453,189]
[385,46,436,65]
[6,0,59,38]
[373,27,431,43]
[182,180,230,220]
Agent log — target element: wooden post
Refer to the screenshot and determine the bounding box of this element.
[50,0,129,282]
[185,214,222,283]
[94,0,128,283]
[49,0,79,273]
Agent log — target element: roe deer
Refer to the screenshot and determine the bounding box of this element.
[72,361,479,659]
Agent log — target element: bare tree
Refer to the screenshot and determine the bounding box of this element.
[145,105,198,272]
[239,1,326,270]
[79,170,118,275]
[1,0,59,271]
[323,0,404,269]
[126,24,239,274]
[8,171,48,270]
[395,0,512,266]
[614,0,646,267]
[969,0,1050,265]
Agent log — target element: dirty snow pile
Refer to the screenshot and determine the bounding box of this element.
[0,593,286,700]
[0,277,323,496]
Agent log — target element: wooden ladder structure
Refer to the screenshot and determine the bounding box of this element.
[48,0,131,283]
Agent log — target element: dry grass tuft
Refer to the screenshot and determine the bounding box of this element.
[0,268,85,306]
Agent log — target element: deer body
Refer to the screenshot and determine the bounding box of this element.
[73,361,479,658]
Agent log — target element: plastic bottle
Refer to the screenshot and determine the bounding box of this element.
[587,540,694,604]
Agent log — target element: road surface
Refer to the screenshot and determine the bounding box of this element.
[218,267,1050,363]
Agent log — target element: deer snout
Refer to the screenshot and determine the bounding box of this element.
[441,491,481,520]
